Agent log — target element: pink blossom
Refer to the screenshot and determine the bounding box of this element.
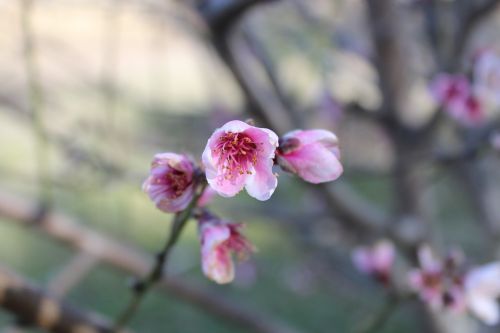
[352,240,395,285]
[408,246,466,312]
[447,94,485,127]
[142,153,196,213]
[465,262,500,325]
[202,120,279,201]
[276,129,343,184]
[430,74,485,126]
[430,74,470,107]
[198,215,254,284]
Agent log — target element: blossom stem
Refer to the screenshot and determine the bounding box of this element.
[112,181,207,332]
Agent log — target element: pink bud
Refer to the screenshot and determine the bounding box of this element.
[276,129,343,184]
[202,120,279,201]
[352,240,394,284]
[198,215,254,284]
[142,153,196,213]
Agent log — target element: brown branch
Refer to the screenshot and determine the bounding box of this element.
[241,26,306,128]
[0,190,302,333]
[213,30,295,135]
[48,253,98,298]
[0,264,119,333]
[366,0,408,122]
[199,0,277,34]
[453,0,500,64]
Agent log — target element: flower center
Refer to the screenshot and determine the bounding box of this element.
[166,169,190,198]
[422,271,442,289]
[214,132,258,180]
[446,82,463,100]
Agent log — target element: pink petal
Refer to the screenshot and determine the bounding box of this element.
[200,224,234,284]
[244,159,278,201]
[283,142,343,184]
[155,183,194,212]
[418,245,441,272]
[218,119,252,133]
[467,295,500,325]
[285,129,338,147]
[372,240,395,272]
[352,248,373,274]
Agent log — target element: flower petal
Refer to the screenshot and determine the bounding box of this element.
[282,142,343,184]
[244,160,278,201]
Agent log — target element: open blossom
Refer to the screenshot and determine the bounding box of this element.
[276,129,343,184]
[202,120,279,201]
[408,246,466,312]
[142,153,196,213]
[430,74,485,126]
[198,214,254,284]
[352,240,394,285]
[465,262,500,325]
[430,74,470,107]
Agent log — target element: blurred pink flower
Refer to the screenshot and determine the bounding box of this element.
[430,74,470,107]
[465,262,500,325]
[448,94,485,127]
[198,215,254,284]
[408,246,466,312]
[276,129,343,184]
[430,74,485,126]
[473,50,500,109]
[352,240,394,285]
[143,153,196,213]
[202,120,279,201]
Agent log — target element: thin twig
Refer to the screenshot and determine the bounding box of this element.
[0,265,120,333]
[354,295,399,333]
[20,0,52,209]
[111,182,207,332]
[0,189,303,333]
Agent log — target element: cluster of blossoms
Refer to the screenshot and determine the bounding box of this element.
[352,242,500,325]
[430,50,500,127]
[143,120,343,283]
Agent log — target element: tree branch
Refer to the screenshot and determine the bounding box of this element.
[0,190,302,333]
[453,0,500,61]
[0,265,119,333]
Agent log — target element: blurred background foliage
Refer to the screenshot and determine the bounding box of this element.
[1,0,500,332]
